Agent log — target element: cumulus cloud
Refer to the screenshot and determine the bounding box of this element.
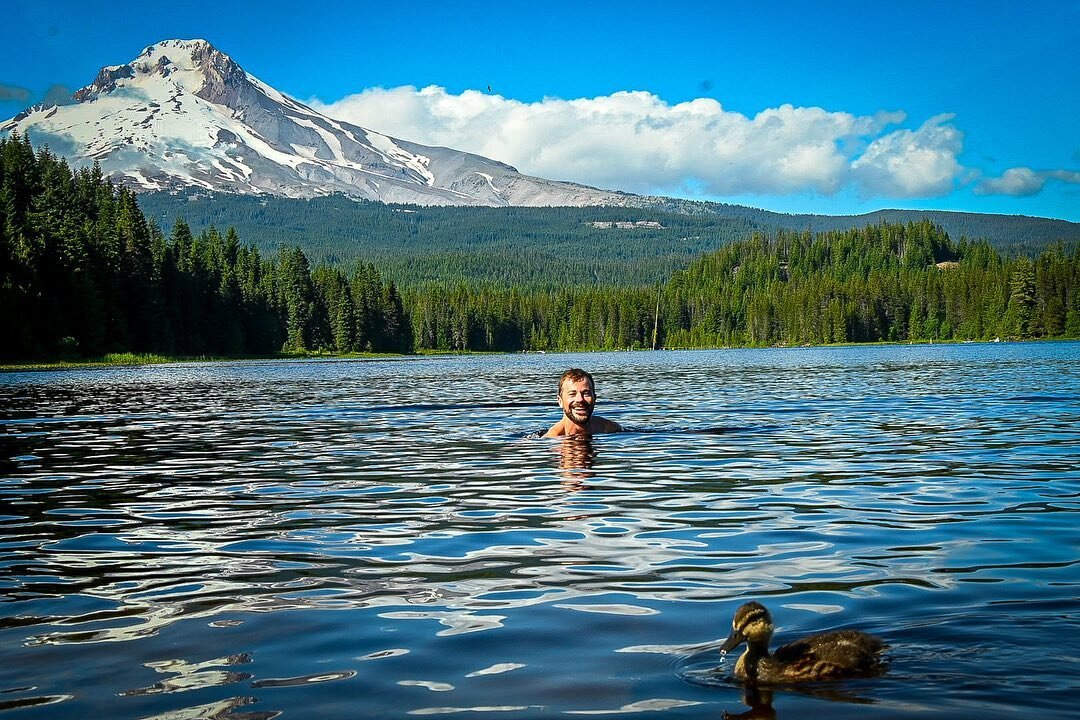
[976,167,1080,196]
[850,114,964,197]
[977,167,1045,196]
[310,86,967,199]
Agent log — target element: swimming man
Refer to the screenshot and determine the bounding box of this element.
[543,368,623,437]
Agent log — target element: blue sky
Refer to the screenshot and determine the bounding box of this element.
[3,0,1078,221]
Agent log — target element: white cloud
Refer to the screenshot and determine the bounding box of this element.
[850,114,964,197]
[310,86,968,199]
[976,167,1080,196]
[976,167,1045,196]
[1049,169,1080,184]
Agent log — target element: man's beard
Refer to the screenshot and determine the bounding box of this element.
[564,402,594,425]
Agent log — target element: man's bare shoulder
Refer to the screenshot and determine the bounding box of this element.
[541,417,621,438]
[542,421,568,438]
[593,416,623,433]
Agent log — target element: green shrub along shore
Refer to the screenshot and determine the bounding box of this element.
[3,133,1078,365]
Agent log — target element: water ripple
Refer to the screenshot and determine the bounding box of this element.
[1,344,1078,719]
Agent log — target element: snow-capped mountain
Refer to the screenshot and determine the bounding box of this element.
[1,39,632,207]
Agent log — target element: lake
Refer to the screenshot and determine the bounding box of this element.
[1,343,1078,719]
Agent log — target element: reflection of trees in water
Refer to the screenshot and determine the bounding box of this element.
[554,435,598,491]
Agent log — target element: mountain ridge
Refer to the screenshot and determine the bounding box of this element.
[1,39,633,207]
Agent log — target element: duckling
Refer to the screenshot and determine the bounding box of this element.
[721,601,886,684]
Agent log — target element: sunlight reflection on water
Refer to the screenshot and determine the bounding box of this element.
[1,343,1078,719]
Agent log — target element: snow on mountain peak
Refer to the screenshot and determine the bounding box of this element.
[139,38,214,60]
[0,39,629,207]
[70,39,243,103]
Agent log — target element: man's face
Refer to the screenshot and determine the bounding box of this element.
[558,377,596,426]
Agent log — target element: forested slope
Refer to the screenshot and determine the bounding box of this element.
[137,191,764,287]
[136,190,1080,288]
[1,135,410,360]
[4,135,1078,360]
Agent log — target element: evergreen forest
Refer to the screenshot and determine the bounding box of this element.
[1,135,410,360]
[137,188,1080,284]
[136,191,765,287]
[3,134,1079,362]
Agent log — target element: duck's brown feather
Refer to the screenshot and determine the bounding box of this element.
[762,630,886,682]
[724,602,888,684]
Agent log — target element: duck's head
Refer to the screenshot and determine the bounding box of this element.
[721,601,775,653]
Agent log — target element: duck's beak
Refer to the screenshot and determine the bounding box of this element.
[720,628,746,653]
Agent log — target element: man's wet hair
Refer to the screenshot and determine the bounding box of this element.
[558,368,595,395]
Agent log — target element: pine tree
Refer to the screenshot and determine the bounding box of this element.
[1005,258,1036,338]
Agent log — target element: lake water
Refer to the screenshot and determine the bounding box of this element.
[1,343,1078,719]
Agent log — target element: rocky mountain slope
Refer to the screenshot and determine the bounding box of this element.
[1,39,632,207]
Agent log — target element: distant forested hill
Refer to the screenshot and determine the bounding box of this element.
[137,192,1080,287]
[775,209,1080,255]
[616,197,1080,256]
[135,192,763,287]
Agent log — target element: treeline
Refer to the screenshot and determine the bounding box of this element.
[3,135,1079,360]
[403,220,1079,351]
[662,222,1079,347]
[403,284,661,352]
[799,209,1080,256]
[0,133,410,360]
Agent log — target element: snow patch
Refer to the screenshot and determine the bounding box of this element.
[125,170,162,190]
[364,131,436,186]
[290,115,360,168]
[289,144,321,159]
[475,171,505,197]
[0,38,630,207]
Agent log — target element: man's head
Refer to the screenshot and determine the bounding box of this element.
[558,368,596,426]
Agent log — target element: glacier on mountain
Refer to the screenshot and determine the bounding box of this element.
[1,39,631,207]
